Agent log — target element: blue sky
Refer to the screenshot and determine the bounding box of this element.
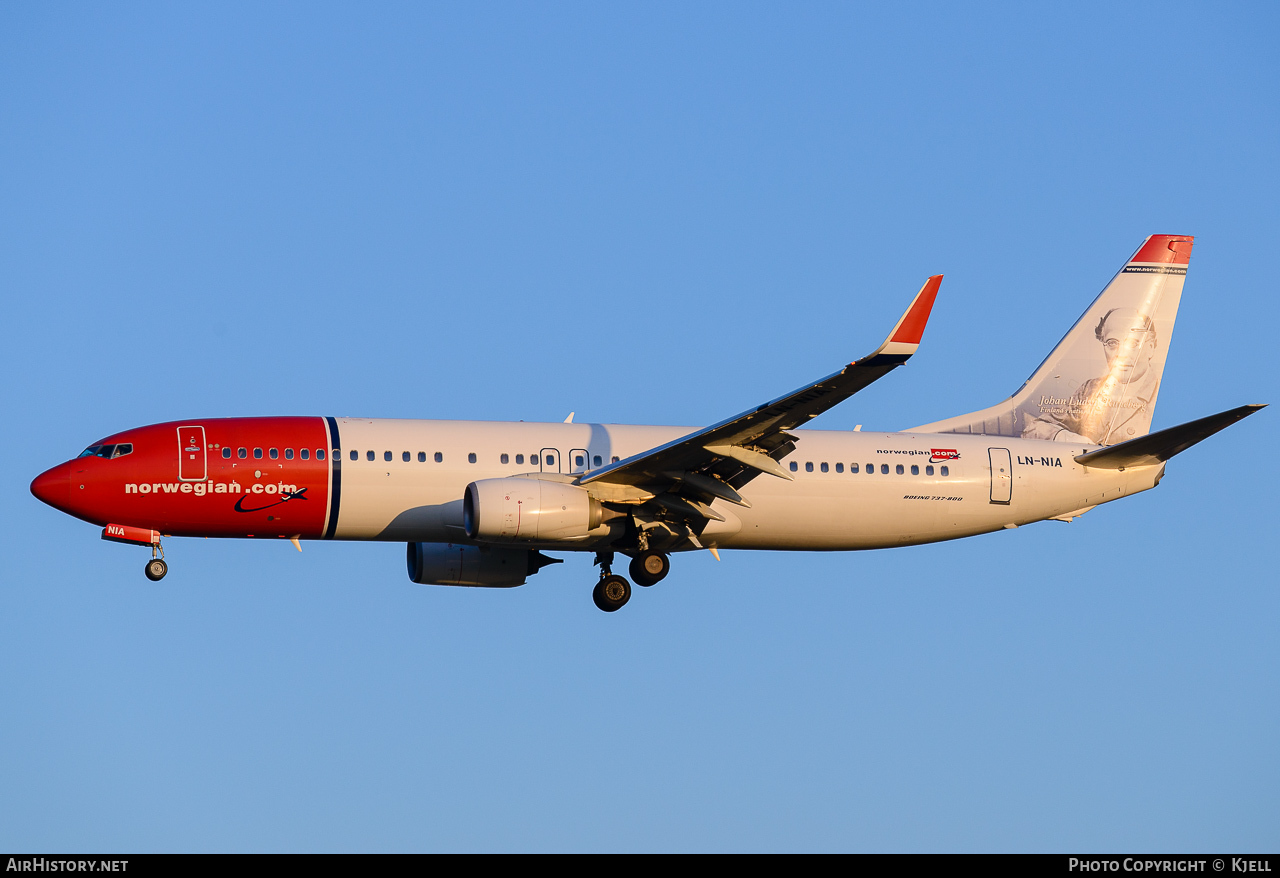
[1,3,1276,852]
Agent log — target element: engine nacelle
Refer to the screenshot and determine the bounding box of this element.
[464,478,602,542]
[406,542,537,588]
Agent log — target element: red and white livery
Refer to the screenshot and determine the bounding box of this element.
[31,236,1265,610]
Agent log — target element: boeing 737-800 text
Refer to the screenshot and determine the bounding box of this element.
[30,235,1264,611]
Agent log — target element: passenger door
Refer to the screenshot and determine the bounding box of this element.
[178,425,207,481]
[988,447,1012,504]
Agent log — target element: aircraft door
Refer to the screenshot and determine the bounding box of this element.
[539,448,561,473]
[989,447,1012,504]
[569,448,590,475]
[178,425,207,481]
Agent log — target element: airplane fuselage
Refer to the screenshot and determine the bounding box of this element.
[38,416,1158,552]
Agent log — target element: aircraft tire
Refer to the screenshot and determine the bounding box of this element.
[144,558,168,581]
[629,551,669,587]
[593,575,631,612]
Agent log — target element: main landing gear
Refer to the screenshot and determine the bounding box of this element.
[629,550,670,587]
[143,541,167,581]
[591,550,669,612]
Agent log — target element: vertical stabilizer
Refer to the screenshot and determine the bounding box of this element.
[913,235,1193,446]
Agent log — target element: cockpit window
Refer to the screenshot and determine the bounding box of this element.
[79,444,131,459]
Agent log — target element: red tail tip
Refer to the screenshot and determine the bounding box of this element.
[1130,235,1194,265]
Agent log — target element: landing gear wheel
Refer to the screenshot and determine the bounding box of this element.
[592,575,631,612]
[629,551,669,587]
[144,558,168,581]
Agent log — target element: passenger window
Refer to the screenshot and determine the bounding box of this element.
[532,455,540,466]
[434,452,443,463]
[835,463,844,473]
[925,465,933,475]
[820,462,829,473]
[941,465,949,476]
[222,447,231,459]
[866,463,873,474]
[612,456,620,463]
[850,463,859,473]
[269,448,279,459]
[238,448,247,459]
[468,453,477,463]
[546,454,555,467]
[575,455,584,467]
[896,464,904,474]
[368,451,376,461]
[254,448,263,459]
[350,450,358,461]
[301,449,310,460]
[402,451,410,462]
[285,448,294,460]
[381,451,389,461]
[805,462,814,473]
[418,452,426,462]
[790,461,799,472]
[881,464,889,474]
[112,444,132,458]
[594,455,602,467]
[911,465,919,475]
[318,449,327,460]
[515,454,524,465]
[500,453,509,464]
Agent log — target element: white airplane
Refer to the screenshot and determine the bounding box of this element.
[31,235,1264,611]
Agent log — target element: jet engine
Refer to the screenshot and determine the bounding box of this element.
[406,541,559,588]
[464,478,603,542]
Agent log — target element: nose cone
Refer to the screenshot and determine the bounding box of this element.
[31,462,71,511]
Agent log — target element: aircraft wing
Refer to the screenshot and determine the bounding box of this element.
[579,275,942,516]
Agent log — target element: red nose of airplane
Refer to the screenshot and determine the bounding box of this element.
[31,462,71,511]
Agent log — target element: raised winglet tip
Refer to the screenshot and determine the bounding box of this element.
[888,274,943,346]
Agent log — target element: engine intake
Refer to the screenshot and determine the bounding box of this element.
[464,478,602,542]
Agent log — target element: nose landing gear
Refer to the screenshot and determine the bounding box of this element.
[143,541,167,581]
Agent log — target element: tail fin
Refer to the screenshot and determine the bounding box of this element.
[913,234,1194,446]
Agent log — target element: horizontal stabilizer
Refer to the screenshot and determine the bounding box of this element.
[1074,404,1265,469]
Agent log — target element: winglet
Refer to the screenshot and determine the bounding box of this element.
[857,275,942,367]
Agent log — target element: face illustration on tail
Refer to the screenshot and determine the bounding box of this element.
[1022,307,1160,444]
[915,234,1192,447]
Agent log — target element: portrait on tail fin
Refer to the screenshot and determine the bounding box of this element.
[912,234,1192,447]
[1021,307,1160,444]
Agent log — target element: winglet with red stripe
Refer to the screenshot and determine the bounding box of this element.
[856,275,943,367]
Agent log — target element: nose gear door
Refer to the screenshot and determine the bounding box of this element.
[178,425,207,481]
